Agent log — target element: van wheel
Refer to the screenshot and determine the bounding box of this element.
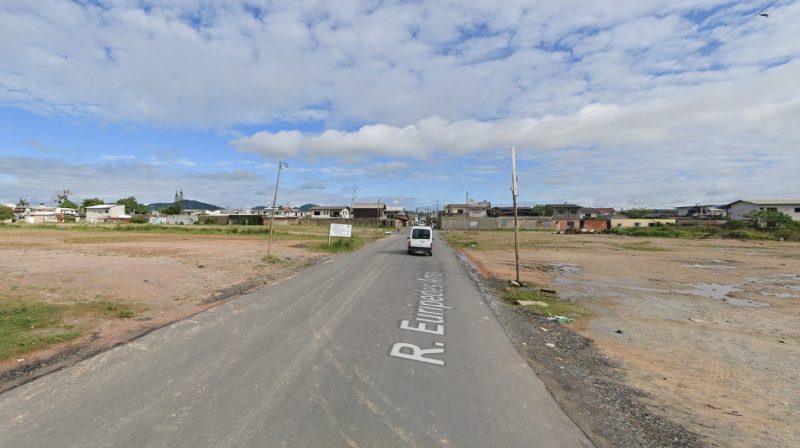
[428,251,433,256]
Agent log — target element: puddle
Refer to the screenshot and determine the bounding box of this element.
[681,263,734,270]
[675,283,769,307]
[546,262,580,275]
[681,259,735,270]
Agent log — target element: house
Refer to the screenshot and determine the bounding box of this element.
[490,206,553,217]
[547,204,582,220]
[586,207,616,217]
[609,218,677,228]
[85,204,127,223]
[723,200,800,221]
[309,205,351,219]
[386,206,405,220]
[351,203,386,219]
[444,201,491,217]
[676,204,726,219]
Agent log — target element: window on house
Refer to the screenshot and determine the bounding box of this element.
[767,208,777,212]
[634,222,641,227]
[570,209,577,215]
[795,207,800,213]
[314,211,320,216]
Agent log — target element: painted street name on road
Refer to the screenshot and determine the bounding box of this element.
[390,271,449,366]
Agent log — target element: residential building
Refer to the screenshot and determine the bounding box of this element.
[309,205,351,219]
[609,218,677,228]
[444,201,491,217]
[547,203,582,220]
[676,204,726,218]
[85,204,127,223]
[351,203,386,219]
[724,200,800,221]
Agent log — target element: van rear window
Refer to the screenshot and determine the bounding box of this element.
[412,229,430,239]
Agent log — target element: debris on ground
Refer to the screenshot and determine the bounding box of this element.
[547,315,574,324]
[518,300,549,307]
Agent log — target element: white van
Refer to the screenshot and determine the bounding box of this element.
[407,226,434,256]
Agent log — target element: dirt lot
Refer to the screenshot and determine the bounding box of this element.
[0,225,373,378]
[446,230,800,448]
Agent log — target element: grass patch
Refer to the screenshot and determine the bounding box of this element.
[316,235,363,253]
[0,302,79,360]
[503,287,589,319]
[612,241,668,252]
[67,300,141,320]
[0,298,144,360]
[609,226,698,238]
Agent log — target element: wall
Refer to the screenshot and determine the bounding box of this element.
[440,216,553,231]
[609,218,677,228]
[149,215,198,225]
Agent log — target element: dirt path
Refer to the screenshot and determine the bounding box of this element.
[450,231,800,448]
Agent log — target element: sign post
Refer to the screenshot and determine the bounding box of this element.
[329,223,352,245]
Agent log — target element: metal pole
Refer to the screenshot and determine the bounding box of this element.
[376,197,380,228]
[511,147,521,284]
[267,161,286,258]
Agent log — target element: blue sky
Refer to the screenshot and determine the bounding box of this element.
[1,1,797,210]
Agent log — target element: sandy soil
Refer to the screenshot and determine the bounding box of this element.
[0,228,327,372]
[452,231,800,448]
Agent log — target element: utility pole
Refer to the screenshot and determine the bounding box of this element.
[376,197,381,228]
[465,191,470,246]
[350,187,357,225]
[267,161,288,258]
[511,147,521,284]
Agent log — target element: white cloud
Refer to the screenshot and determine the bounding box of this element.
[2,0,795,129]
[231,57,800,160]
[101,154,134,161]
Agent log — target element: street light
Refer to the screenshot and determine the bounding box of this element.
[267,161,288,258]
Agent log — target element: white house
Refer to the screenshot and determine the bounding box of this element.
[675,204,726,218]
[309,205,350,219]
[85,204,127,223]
[724,200,800,221]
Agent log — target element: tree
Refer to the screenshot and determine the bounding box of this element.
[60,198,78,209]
[622,208,652,219]
[747,209,796,230]
[18,198,29,207]
[81,198,104,210]
[160,204,183,215]
[531,204,553,216]
[0,205,13,221]
[116,196,150,215]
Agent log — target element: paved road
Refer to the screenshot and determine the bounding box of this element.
[0,234,592,447]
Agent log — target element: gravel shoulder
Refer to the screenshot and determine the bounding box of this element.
[454,248,701,448]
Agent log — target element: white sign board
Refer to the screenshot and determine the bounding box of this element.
[329,223,352,238]
[469,221,478,229]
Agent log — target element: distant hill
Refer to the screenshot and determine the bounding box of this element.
[298,203,318,212]
[147,199,222,211]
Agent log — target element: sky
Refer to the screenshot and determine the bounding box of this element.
[1,0,798,210]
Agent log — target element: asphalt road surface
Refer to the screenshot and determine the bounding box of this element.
[0,234,592,447]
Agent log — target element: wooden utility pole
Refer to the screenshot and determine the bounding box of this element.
[376,197,381,228]
[465,191,470,246]
[350,187,357,225]
[267,161,287,258]
[511,147,521,284]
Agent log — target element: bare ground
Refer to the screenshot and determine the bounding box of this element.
[448,231,800,448]
[0,228,329,383]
